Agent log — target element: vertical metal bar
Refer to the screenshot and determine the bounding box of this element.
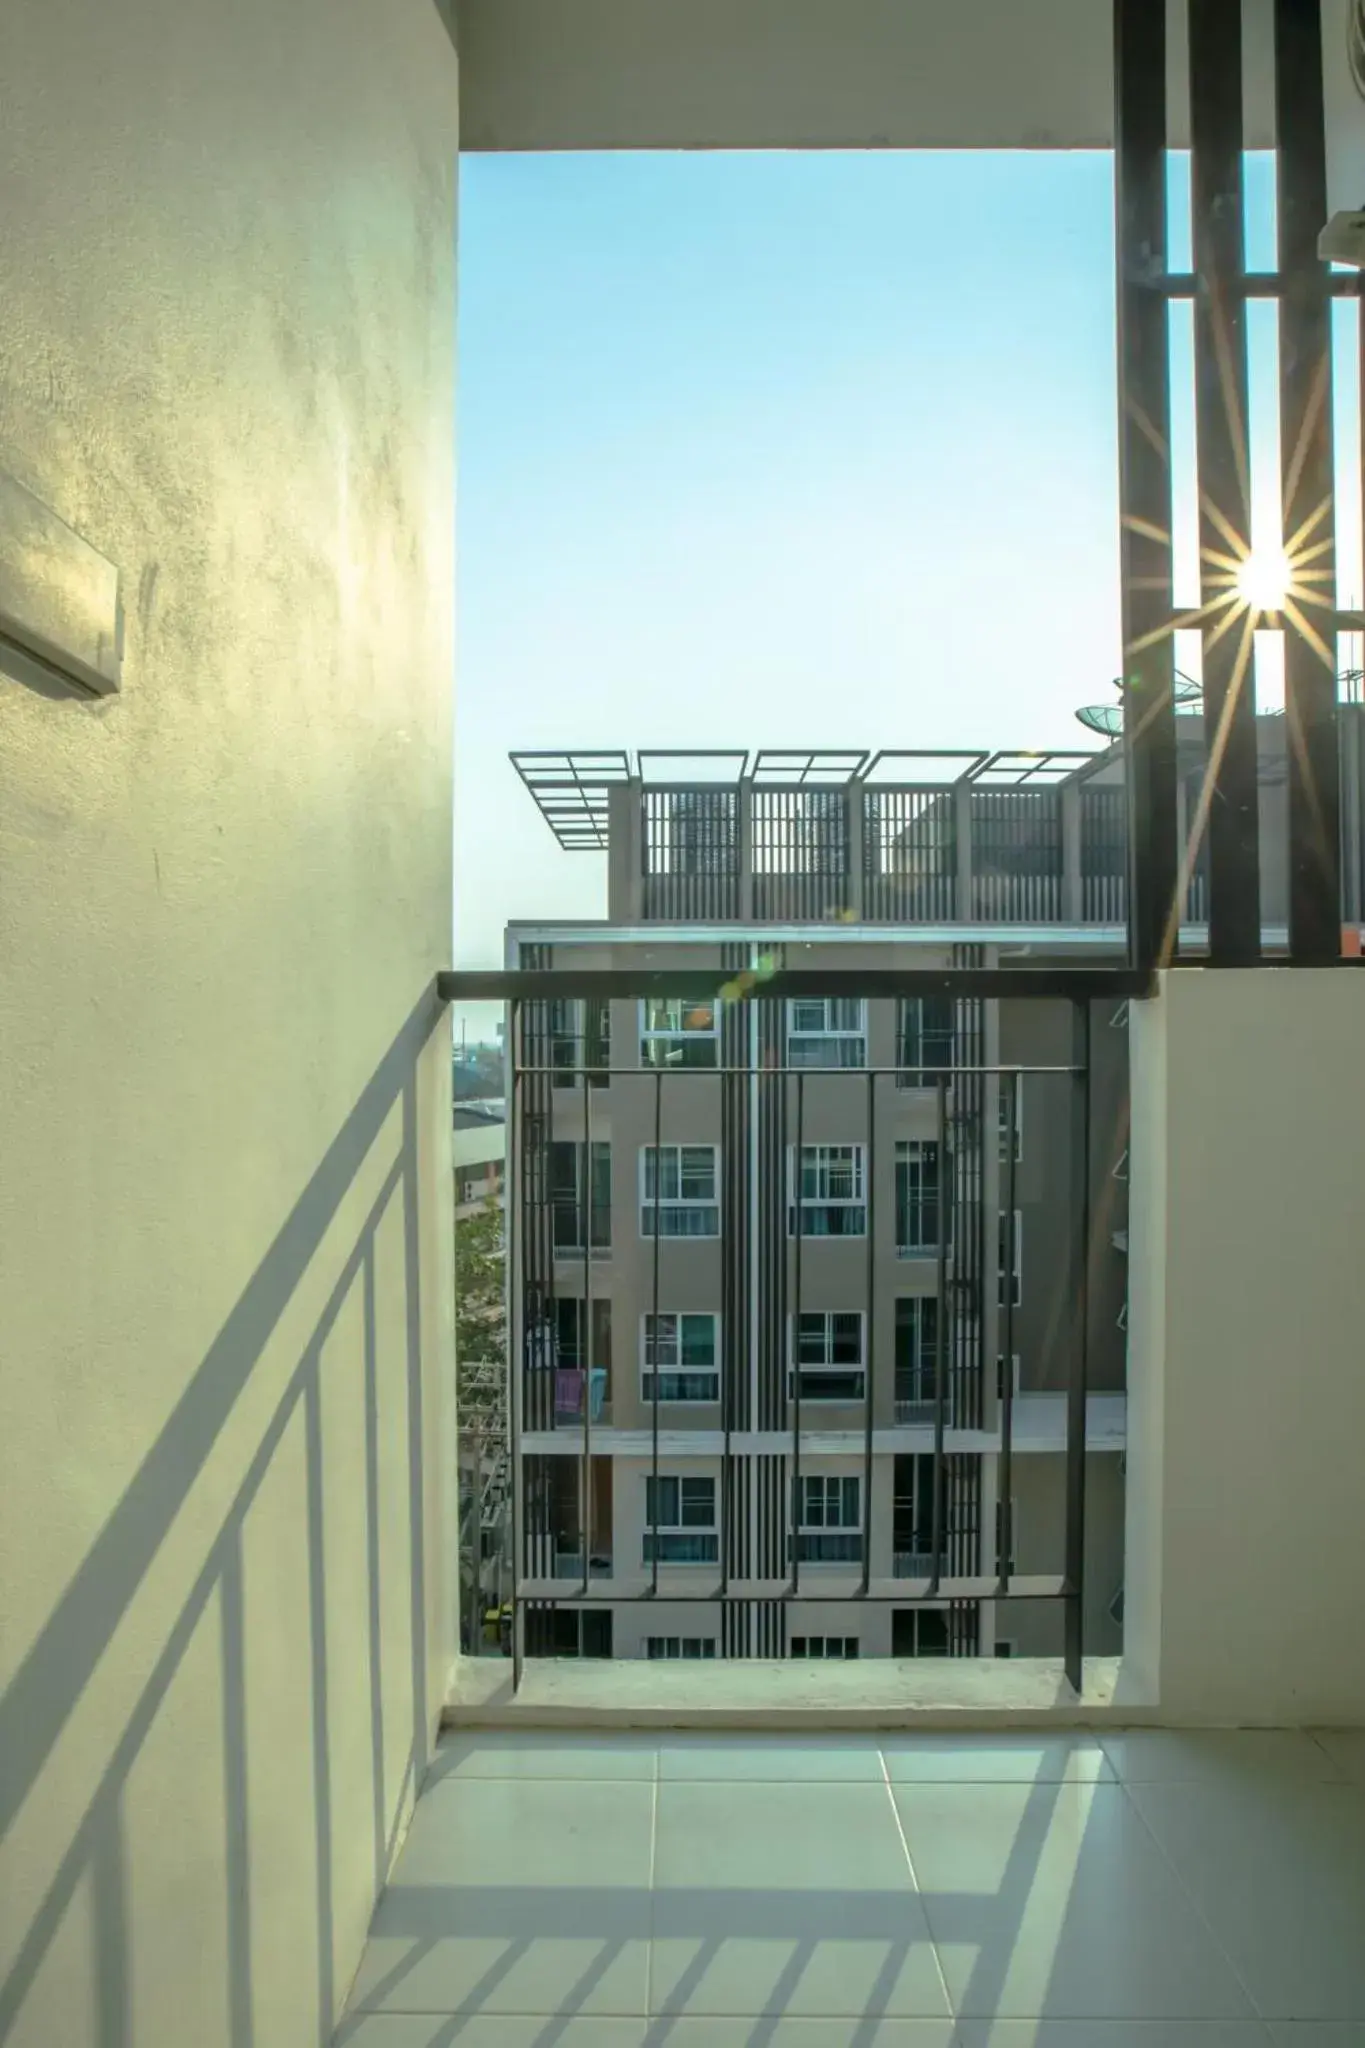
[650,1066,663,1599]
[1064,999,1093,1697]
[1190,0,1261,962]
[790,1069,805,1595]
[720,1047,732,1607]
[1276,0,1341,961]
[580,1047,592,1599]
[860,1065,876,1598]
[930,1076,948,1597]
[509,1000,525,1692]
[1115,0,1179,971]
[998,1069,1018,1593]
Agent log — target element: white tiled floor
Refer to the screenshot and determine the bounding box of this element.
[335,1729,1365,2046]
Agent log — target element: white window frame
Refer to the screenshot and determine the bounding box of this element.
[895,1138,946,1255]
[786,997,867,1070]
[788,1310,865,1401]
[640,996,720,1069]
[640,1144,721,1239]
[997,1079,1023,1162]
[790,1635,859,1659]
[792,1473,863,1563]
[640,1312,721,1403]
[997,1207,1022,1307]
[787,1143,867,1238]
[643,1474,718,1564]
[646,1635,716,1660]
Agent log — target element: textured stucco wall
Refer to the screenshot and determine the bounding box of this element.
[0,0,458,2041]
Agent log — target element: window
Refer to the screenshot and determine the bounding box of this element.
[647,1636,717,1659]
[894,1297,940,1415]
[643,1475,718,1563]
[786,998,866,1069]
[898,995,954,1082]
[896,1140,944,1254]
[641,997,719,1069]
[642,1312,720,1402]
[997,1078,1023,1162]
[997,1208,1022,1307]
[788,1144,866,1237]
[792,1474,862,1562]
[892,1607,949,1657]
[550,1141,611,1253]
[554,1296,612,1368]
[548,998,610,1089]
[893,1453,941,1571]
[789,1311,865,1401]
[791,1636,859,1659]
[640,1145,720,1237]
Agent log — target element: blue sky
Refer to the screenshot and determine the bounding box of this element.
[454,148,1360,993]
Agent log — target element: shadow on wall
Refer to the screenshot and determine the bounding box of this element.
[0,982,449,2047]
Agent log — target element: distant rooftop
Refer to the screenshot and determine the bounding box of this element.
[510,746,1102,852]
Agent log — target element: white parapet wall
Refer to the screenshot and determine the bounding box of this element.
[1126,968,1365,1727]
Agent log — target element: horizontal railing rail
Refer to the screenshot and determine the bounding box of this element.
[499,970,1103,1695]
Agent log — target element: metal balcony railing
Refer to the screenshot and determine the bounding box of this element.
[442,962,1142,1697]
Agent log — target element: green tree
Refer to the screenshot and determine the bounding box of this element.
[455,1192,506,1369]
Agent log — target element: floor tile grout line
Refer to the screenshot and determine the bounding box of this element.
[879,1742,957,2025]
[1109,1771,1271,2028]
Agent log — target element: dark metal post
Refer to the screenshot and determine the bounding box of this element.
[997,1070,1018,1592]
[1115,0,1179,971]
[580,1049,593,1598]
[509,1001,525,1691]
[1064,1000,1093,1696]
[1276,0,1341,960]
[930,1076,948,1596]
[649,1069,663,1598]
[1190,0,1262,961]
[860,1067,876,1597]
[790,1070,805,1595]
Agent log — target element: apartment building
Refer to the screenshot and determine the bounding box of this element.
[502,717,1365,1664]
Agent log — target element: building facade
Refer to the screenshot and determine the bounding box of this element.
[504,720,1365,1662]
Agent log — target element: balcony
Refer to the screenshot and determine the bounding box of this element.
[12,3,1365,2041]
[338,1724,1365,2039]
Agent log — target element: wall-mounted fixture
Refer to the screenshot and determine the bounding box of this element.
[0,470,121,697]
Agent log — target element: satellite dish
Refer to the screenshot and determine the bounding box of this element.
[1075,669,1205,738]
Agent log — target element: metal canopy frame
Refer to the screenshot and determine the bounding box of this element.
[510,750,631,851]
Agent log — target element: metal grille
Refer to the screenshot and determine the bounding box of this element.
[502,969,1100,1694]
[863,787,957,921]
[751,788,851,920]
[1080,787,1128,923]
[642,787,740,920]
[969,789,1063,921]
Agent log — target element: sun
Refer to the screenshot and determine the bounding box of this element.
[1236,545,1291,612]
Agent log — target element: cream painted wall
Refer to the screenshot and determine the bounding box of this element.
[0,0,459,2041]
[1126,971,1365,1724]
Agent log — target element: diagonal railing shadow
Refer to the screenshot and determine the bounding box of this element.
[0,982,449,2047]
